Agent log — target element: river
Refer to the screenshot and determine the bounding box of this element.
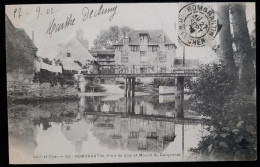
[8,94,206,164]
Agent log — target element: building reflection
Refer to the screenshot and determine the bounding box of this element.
[8,94,201,158]
[81,95,179,118]
[61,117,92,153]
[78,95,179,151]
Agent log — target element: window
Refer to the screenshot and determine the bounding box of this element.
[130,46,140,51]
[115,46,123,51]
[159,51,167,62]
[140,34,148,45]
[152,46,158,52]
[166,44,174,50]
[140,51,147,62]
[67,52,71,57]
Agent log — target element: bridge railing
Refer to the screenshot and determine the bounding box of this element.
[97,65,199,75]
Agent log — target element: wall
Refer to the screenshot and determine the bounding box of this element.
[114,44,176,73]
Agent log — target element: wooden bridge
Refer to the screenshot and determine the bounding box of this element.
[82,65,199,78]
[78,65,199,97]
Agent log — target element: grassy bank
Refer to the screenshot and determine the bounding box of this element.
[7,81,79,103]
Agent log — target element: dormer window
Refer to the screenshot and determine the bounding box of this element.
[140,34,149,45]
[67,52,71,57]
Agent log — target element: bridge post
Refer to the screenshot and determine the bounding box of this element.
[127,77,132,97]
[176,76,184,118]
[124,77,127,97]
[132,77,135,96]
[131,95,135,114]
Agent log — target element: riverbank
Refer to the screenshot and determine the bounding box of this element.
[7,81,191,104]
[7,81,79,104]
[7,82,152,104]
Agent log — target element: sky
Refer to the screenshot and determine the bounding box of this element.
[5,3,255,63]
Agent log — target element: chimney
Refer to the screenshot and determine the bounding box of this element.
[76,28,89,50]
[76,28,84,41]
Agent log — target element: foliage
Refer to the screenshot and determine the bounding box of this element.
[74,60,83,68]
[188,63,256,161]
[33,70,75,87]
[42,58,53,65]
[93,25,133,49]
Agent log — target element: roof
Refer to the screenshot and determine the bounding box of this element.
[56,37,96,65]
[114,29,176,47]
[89,49,115,56]
[61,58,82,71]
[5,14,37,50]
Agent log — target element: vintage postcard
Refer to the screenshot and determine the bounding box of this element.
[6,2,256,164]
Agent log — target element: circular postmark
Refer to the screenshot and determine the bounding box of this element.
[178,3,219,47]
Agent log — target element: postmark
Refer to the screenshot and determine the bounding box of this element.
[178,3,219,47]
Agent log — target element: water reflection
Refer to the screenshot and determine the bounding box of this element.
[8,94,203,162]
[80,95,183,118]
[61,119,90,153]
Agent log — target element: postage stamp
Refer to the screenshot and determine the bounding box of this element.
[178,3,219,47]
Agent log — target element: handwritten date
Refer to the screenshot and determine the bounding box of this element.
[13,6,58,20]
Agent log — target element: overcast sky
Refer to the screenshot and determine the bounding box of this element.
[6,3,255,63]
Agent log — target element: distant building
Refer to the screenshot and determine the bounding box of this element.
[113,29,177,74]
[5,14,38,81]
[56,29,98,74]
[89,49,115,73]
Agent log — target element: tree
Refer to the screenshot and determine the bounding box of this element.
[93,25,133,50]
[216,3,238,82]
[189,63,256,161]
[231,3,255,95]
[188,3,256,161]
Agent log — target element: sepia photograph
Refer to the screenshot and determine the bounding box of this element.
[5,2,256,164]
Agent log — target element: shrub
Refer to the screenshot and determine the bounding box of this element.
[189,63,256,161]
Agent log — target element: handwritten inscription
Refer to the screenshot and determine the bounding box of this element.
[82,4,118,22]
[46,14,76,37]
[36,6,59,19]
[12,4,119,37]
[13,7,22,18]
[13,6,58,20]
